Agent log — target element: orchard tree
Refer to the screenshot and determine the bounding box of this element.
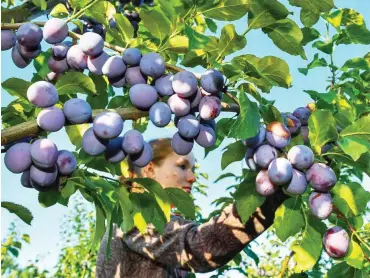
[1,0,370,277]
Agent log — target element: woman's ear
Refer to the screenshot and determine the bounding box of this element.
[143,161,155,179]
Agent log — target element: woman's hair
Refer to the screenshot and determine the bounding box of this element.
[119,138,174,191]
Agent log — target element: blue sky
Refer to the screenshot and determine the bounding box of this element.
[1,0,370,276]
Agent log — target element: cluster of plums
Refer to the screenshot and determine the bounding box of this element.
[4,138,77,192]
[25,79,153,167]
[145,67,224,156]
[1,18,69,69]
[242,113,349,258]
[82,113,152,167]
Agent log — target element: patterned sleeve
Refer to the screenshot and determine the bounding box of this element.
[123,191,286,273]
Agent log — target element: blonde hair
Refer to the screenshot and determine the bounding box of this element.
[119,138,174,191]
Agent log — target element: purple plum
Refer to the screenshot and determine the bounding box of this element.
[256,170,277,196]
[57,150,77,175]
[266,122,291,148]
[4,143,32,173]
[285,169,307,195]
[306,163,337,192]
[287,145,314,170]
[93,111,124,140]
[253,144,278,169]
[30,139,58,169]
[309,192,333,219]
[172,132,194,155]
[323,226,350,259]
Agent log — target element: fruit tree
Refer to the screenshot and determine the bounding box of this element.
[1,0,370,276]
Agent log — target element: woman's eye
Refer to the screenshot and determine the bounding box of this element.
[178,165,186,170]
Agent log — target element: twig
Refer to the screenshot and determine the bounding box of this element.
[224,91,239,106]
[66,0,101,23]
[277,251,294,278]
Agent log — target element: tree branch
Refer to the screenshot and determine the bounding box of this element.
[1,104,240,146]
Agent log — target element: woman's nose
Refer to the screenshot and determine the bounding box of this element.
[186,171,196,184]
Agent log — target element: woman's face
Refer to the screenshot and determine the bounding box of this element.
[150,151,196,193]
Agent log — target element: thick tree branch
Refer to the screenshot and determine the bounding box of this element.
[1,104,240,146]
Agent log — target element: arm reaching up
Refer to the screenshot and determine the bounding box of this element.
[96,189,288,277]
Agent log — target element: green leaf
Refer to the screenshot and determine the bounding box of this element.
[141,7,171,44]
[338,115,370,161]
[205,118,235,157]
[33,50,52,80]
[68,0,90,9]
[231,54,292,92]
[65,124,90,151]
[263,19,306,59]
[115,187,134,233]
[326,146,370,176]
[86,73,109,109]
[214,172,237,183]
[1,202,33,225]
[165,188,196,219]
[108,95,132,109]
[243,246,260,265]
[332,183,370,217]
[217,24,246,59]
[221,141,248,170]
[55,72,96,95]
[298,53,328,75]
[132,117,149,133]
[233,173,264,224]
[343,24,370,45]
[248,0,289,30]
[85,1,116,24]
[323,9,343,30]
[300,8,320,27]
[202,0,250,21]
[50,3,69,18]
[185,24,210,50]
[2,78,31,99]
[288,0,334,14]
[130,178,171,222]
[228,92,260,139]
[38,191,60,208]
[345,239,365,269]
[308,110,339,154]
[167,36,189,53]
[130,192,167,234]
[260,104,283,123]
[301,27,320,46]
[313,40,334,54]
[292,215,324,272]
[32,0,47,10]
[327,262,369,278]
[342,58,370,71]
[205,18,217,32]
[90,202,106,251]
[60,180,77,199]
[274,197,305,242]
[113,13,134,43]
